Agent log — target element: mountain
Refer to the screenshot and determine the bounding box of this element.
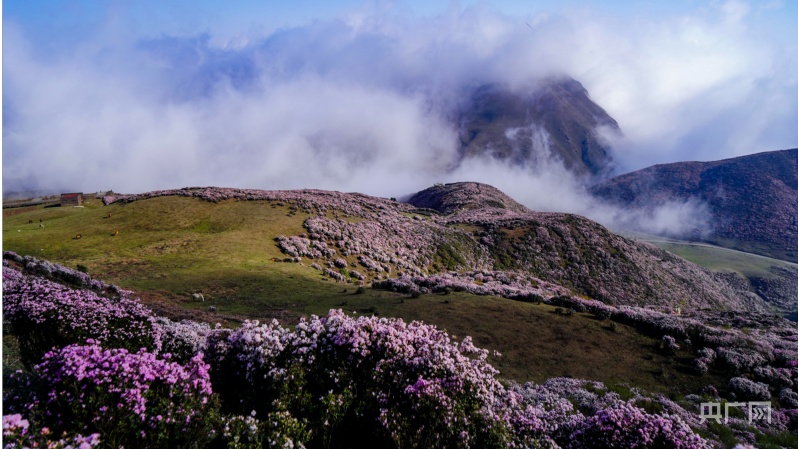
[405,182,764,311]
[456,77,620,178]
[6,183,766,314]
[590,149,798,264]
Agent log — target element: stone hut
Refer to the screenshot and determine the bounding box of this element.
[60,192,84,207]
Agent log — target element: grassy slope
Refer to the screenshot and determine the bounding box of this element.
[3,196,723,395]
[616,230,797,280]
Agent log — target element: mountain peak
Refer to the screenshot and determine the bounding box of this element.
[406,182,529,215]
[457,76,620,178]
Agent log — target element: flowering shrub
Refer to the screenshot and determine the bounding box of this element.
[2,267,156,369]
[2,414,101,449]
[567,402,711,449]
[728,377,771,401]
[779,389,798,408]
[4,251,131,296]
[152,317,212,364]
[26,342,218,449]
[204,310,547,448]
[717,347,769,374]
[372,270,568,299]
[661,335,680,353]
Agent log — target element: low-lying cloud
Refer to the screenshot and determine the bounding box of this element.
[3,1,796,237]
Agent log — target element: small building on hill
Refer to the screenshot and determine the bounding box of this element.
[60,192,84,207]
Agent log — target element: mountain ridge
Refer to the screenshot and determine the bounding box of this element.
[591,148,798,263]
[91,183,767,312]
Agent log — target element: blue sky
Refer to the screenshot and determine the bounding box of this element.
[4,0,798,217]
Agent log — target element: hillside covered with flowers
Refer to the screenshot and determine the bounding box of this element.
[101,183,766,312]
[6,256,798,448]
[4,183,798,447]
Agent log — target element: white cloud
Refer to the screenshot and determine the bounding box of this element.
[3,0,796,236]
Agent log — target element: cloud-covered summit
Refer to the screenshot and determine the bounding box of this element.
[3,1,797,236]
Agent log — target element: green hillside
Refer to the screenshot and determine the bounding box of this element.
[3,195,723,394]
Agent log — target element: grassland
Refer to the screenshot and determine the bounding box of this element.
[616,230,798,280]
[3,196,724,395]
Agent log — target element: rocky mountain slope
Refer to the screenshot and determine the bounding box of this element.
[104,183,765,312]
[590,148,798,263]
[456,77,620,178]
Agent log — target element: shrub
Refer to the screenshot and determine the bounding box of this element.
[2,267,156,369]
[25,342,219,449]
[152,318,212,364]
[779,389,798,408]
[728,377,771,401]
[2,414,101,449]
[204,310,534,449]
[568,402,712,449]
[662,335,680,353]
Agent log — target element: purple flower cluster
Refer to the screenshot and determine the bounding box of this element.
[151,317,213,363]
[204,310,550,448]
[694,347,716,375]
[2,414,101,449]
[200,310,715,448]
[662,335,680,352]
[4,251,132,297]
[323,267,348,283]
[728,377,772,401]
[716,347,770,373]
[30,342,216,448]
[3,266,155,368]
[568,402,710,449]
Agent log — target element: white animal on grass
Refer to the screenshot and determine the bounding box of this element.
[191,293,205,302]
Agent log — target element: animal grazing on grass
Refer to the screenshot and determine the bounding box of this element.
[39,223,45,229]
[75,234,82,240]
[113,230,119,236]
[191,293,205,302]
[28,220,33,224]
[208,306,217,312]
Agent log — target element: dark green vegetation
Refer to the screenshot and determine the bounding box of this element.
[4,196,723,395]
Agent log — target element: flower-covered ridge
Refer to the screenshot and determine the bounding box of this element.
[103,184,767,311]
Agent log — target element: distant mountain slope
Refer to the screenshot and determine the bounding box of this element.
[590,149,798,263]
[456,77,620,178]
[407,183,763,311]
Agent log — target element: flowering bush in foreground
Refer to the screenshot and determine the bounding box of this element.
[205,310,547,448]
[203,311,511,447]
[151,317,213,364]
[2,267,156,369]
[3,413,101,449]
[201,310,717,449]
[568,402,709,449]
[20,342,218,449]
[0,256,763,448]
